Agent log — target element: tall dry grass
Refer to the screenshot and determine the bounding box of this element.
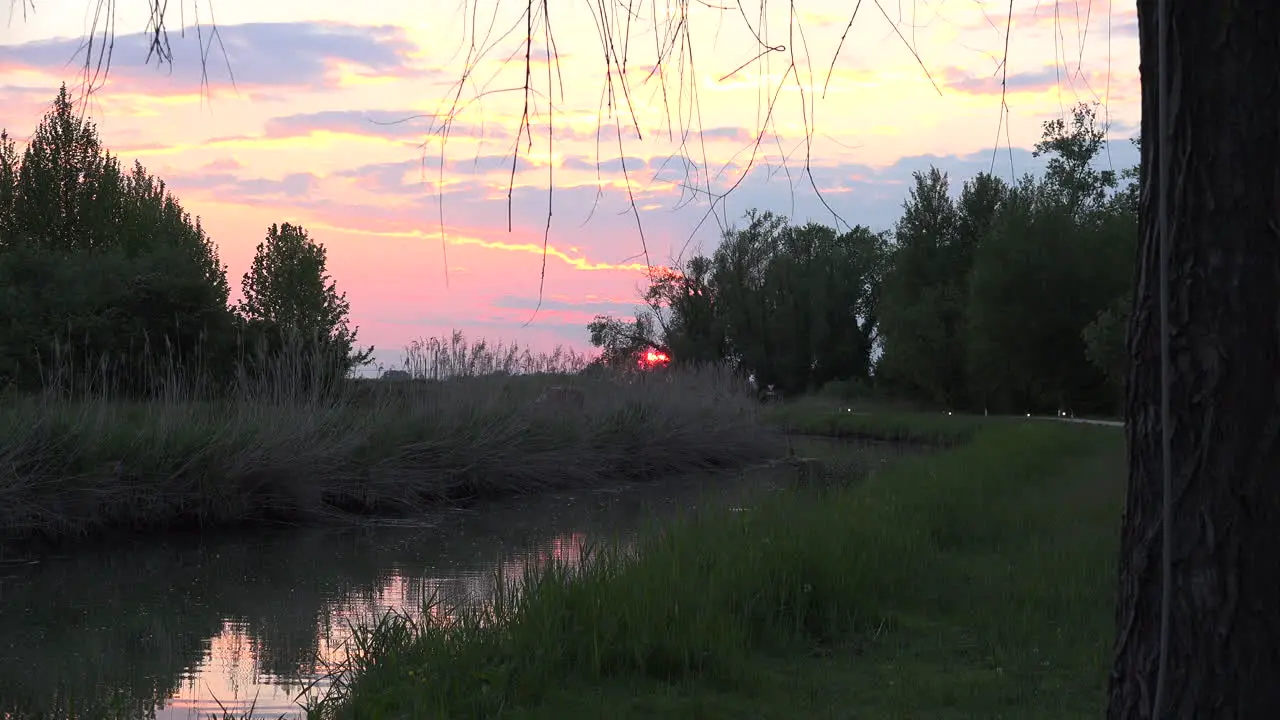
[0,335,779,542]
[397,330,592,379]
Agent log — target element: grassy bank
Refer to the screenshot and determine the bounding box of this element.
[0,362,780,541]
[764,398,990,446]
[312,413,1124,719]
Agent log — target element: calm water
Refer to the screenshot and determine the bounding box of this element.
[0,438,906,720]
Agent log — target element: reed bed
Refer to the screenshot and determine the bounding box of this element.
[0,335,779,541]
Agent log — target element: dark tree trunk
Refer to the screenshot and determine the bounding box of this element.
[1108,2,1280,718]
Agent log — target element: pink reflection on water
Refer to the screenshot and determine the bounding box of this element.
[152,531,598,718]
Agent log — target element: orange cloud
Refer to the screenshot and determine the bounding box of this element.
[301,218,653,274]
[938,64,1118,99]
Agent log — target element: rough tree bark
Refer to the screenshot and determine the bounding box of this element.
[1108,2,1280,718]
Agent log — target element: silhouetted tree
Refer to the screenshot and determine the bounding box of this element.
[965,104,1134,415]
[237,222,373,381]
[875,167,964,406]
[0,85,236,396]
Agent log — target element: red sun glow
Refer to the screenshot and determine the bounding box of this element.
[639,349,671,369]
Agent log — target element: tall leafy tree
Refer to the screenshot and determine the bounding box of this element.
[966,104,1134,415]
[642,256,723,367]
[0,131,19,242]
[588,210,886,392]
[1081,294,1129,413]
[708,211,886,393]
[707,209,789,387]
[813,224,890,387]
[0,86,236,395]
[238,222,373,375]
[953,172,1007,271]
[966,177,1075,412]
[587,313,664,370]
[586,255,718,371]
[1082,137,1142,412]
[1034,102,1117,218]
[118,160,230,303]
[9,85,120,252]
[876,167,965,406]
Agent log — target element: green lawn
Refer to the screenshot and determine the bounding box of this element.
[311,412,1125,720]
[763,399,992,445]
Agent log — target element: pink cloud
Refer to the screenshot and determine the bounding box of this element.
[0,22,427,97]
[956,2,1138,38]
[201,157,244,172]
[262,110,507,142]
[938,65,1125,100]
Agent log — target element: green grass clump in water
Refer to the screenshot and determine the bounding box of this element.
[311,418,1124,719]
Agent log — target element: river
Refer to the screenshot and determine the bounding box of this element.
[0,436,907,719]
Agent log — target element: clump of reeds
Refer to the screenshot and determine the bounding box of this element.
[0,333,779,541]
[398,330,591,379]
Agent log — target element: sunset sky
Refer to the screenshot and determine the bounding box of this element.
[0,0,1141,373]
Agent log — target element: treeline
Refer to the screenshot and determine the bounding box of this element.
[589,103,1136,416]
[0,85,371,398]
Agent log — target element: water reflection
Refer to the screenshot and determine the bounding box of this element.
[0,438,907,719]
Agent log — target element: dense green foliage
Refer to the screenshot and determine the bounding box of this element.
[0,86,369,397]
[236,222,374,386]
[589,214,888,396]
[590,102,1137,415]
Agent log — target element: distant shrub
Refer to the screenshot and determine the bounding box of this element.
[0,243,239,397]
[819,378,880,403]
